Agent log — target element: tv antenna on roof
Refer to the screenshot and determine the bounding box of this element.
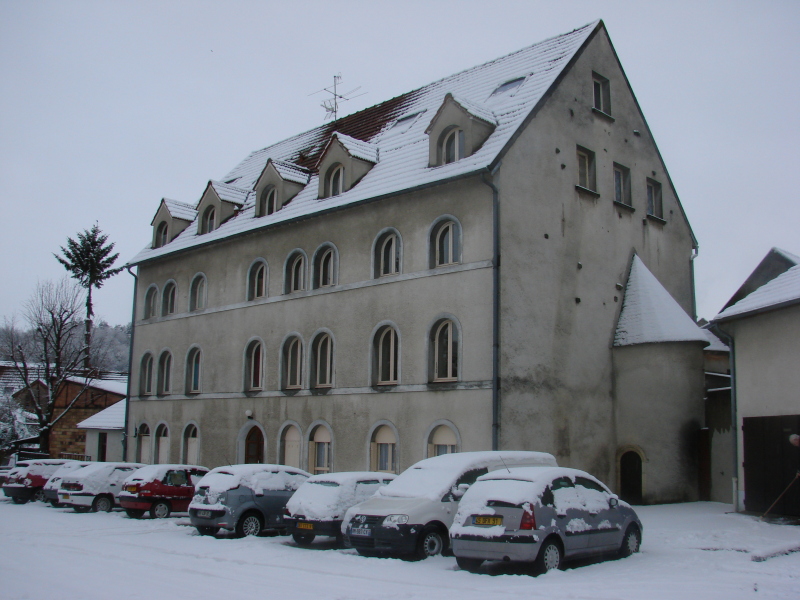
[309,73,367,121]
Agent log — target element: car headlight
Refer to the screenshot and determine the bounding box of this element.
[383,514,409,525]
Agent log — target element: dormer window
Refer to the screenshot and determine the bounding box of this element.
[201,206,216,234]
[328,164,344,197]
[442,128,465,164]
[257,188,277,217]
[315,133,377,199]
[425,94,496,168]
[154,222,168,248]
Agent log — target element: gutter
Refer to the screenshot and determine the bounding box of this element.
[122,266,138,462]
[708,322,738,511]
[481,162,502,451]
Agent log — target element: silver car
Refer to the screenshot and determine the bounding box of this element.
[450,467,642,574]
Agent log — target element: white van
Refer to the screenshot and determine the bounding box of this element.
[341,451,556,559]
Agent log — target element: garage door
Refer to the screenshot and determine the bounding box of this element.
[742,415,800,516]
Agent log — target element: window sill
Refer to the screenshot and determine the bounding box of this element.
[645,213,667,225]
[591,107,615,122]
[613,200,635,213]
[575,185,601,198]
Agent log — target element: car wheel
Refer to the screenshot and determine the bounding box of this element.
[74,506,91,513]
[92,495,113,513]
[50,499,62,508]
[619,525,641,557]
[236,512,264,537]
[11,496,27,505]
[456,556,484,573]
[415,525,446,559]
[125,509,145,519]
[150,501,171,519]
[533,538,563,574]
[292,532,315,546]
[32,488,46,503]
[197,526,219,536]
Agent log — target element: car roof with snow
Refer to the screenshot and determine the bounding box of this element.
[125,464,208,481]
[304,471,396,486]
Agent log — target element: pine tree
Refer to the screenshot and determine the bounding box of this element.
[54,224,124,369]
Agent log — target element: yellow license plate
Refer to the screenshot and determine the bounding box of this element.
[125,486,137,493]
[297,522,313,530]
[474,516,502,526]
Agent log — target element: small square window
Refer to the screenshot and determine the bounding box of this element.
[593,72,611,115]
[646,178,663,219]
[613,163,631,207]
[577,146,596,192]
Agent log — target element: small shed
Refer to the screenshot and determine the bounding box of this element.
[77,398,127,462]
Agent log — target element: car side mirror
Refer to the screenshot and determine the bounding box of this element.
[609,496,619,508]
[452,483,470,500]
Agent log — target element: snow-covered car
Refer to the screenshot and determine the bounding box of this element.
[58,462,145,512]
[119,464,209,518]
[3,459,75,504]
[189,464,310,537]
[450,466,642,574]
[285,472,396,546]
[342,451,557,559]
[44,461,92,507]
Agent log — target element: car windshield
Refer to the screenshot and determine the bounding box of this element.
[309,481,340,487]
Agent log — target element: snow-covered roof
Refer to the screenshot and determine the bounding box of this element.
[129,21,600,266]
[702,327,729,352]
[715,264,800,322]
[614,255,709,347]
[163,198,197,222]
[65,377,128,396]
[76,398,126,430]
[269,159,311,185]
[321,132,380,165]
[208,180,253,206]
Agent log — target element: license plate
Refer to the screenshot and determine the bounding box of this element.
[125,486,137,493]
[474,516,502,526]
[297,522,313,530]
[350,527,371,537]
[197,510,212,518]
[61,494,70,500]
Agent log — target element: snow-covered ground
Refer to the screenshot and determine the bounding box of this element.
[1,498,798,599]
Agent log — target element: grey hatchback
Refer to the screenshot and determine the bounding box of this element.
[189,464,310,537]
[450,467,642,574]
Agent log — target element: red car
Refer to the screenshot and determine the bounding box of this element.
[119,464,208,518]
[3,459,75,504]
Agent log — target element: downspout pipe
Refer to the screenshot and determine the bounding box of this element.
[709,321,738,511]
[481,162,502,451]
[122,265,138,462]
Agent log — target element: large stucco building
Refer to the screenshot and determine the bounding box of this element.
[126,21,709,503]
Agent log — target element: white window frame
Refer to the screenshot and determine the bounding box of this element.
[202,206,216,234]
[247,341,263,391]
[376,327,398,385]
[162,282,176,316]
[285,337,303,390]
[318,248,334,288]
[190,275,206,311]
[380,233,398,276]
[435,221,457,267]
[313,334,333,388]
[249,262,267,300]
[188,349,202,393]
[143,286,158,319]
[328,165,344,197]
[442,128,464,164]
[158,352,172,395]
[289,254,305,293]
[433,320,458,382]
[155,222,168,248]
[140,354,154,396]
[646,178,663,219]
[614,163,631,207]
[592,72,611,115]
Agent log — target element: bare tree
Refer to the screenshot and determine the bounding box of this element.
[0,279,97,455]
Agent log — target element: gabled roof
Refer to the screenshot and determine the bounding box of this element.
[150,198,197,226]
[317,132,379,166]
[714,263,800,322]
[720,247,799,311]
[614,255,709,347]
[76,398,126,430]
[270,159,311,185]
[129,21,620,266]
[424,93,497,134]
[207,180,253,206]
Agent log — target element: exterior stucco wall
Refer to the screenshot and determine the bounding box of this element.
[83,430,124,462]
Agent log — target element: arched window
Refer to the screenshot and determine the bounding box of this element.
[189,275,206,311]
[157,351,173,395]
[154,222,169,248]
[183,424,199,465]
[285,252,305,293]
[311,333,333,388]
[201,205,216,234]
[280,424,302,468]
[374,230,401,278]
[143,286,158,319]
[245,340,263,391]
[373,325,399,385]
[327,164,344,197]
[441,127,465,164]
[140,353,154,396]
[428,425,458,457]
[309,425,331,474]
[431,319,458,382]
[245,426,264,464]
[248,261,268,300]
[161,282,176,316]
[431,219,461,267]
[283,336,303,390]
[312,245,337,289]
[136,424,151,463]
[186,348,202,393]
[258,187,277,217]
[370,425,397,473]
[155,424,169,464]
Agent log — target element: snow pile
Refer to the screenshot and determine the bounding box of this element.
[378,451,556,501]
[287,472,395,520]
[615,255,709,346]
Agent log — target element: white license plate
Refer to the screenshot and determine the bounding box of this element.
[351,527,371,537]
[197,510,212,518]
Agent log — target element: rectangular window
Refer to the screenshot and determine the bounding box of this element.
[646,178,663,219]
[613,163,631,206]
[593,72,611,114]
[576,146,596,192]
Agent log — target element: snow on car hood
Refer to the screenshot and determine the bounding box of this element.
[44,462,91,491]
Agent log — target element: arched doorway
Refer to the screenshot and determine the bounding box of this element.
[137,424,151,464]
[280,425,301,468]
[155,424,170,464]
[620,450,643,504]
[245,426,264,464]
[183,424,199,465]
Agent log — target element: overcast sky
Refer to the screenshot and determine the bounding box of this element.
[1,0,798,326]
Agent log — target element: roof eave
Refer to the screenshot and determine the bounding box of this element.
[713,297,800,324]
